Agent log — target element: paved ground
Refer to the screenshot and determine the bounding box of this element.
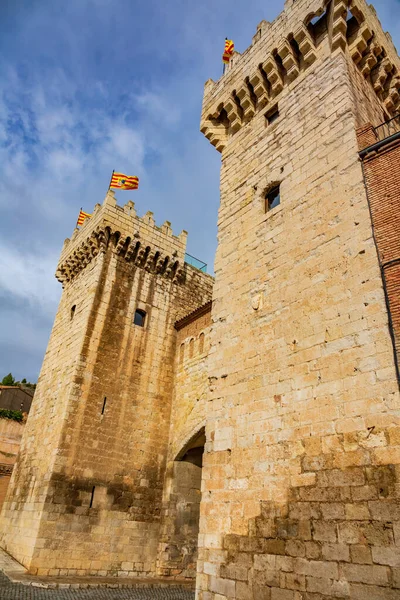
[0,572,195,600]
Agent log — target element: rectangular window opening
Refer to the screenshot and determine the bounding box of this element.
[265,185,281,212]
[266,105,279,125]
[101,397,107,415]
[89,486,95,508]
[134,309,146,327]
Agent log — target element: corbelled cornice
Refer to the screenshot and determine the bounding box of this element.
[200,0,400,152]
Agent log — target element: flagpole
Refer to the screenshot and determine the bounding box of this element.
[222,37,228,76]
[108,170,114,191]
[76,207,82,229]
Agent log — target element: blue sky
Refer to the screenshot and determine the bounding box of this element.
[0,0,399,382]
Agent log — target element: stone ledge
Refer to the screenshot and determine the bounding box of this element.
[0,548,194,590]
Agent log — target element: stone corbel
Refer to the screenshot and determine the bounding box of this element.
[384,76,400,113]
[156,256,166,274]
[95,228,108,253]
[371,57,393,95]
[277,40,299,82]
[136,247,148,267]
[236,85,256,120]
[359,41,382,77]
[200,123,228,152]
[200,104,228,153]
[248,70,270,108]
[293,24,317,66]
[330,0,348,52]
[224,96,242,133]
[165,261,177,279]
[55,268,65,284]
[262,55,284,97]
[348,23,373,63]
[125,240,139,262]
[145,251,157,271]
[174,269,185,284]
[115,236,127,256]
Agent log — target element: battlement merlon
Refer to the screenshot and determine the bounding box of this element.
[55,190,188,286]
[200,0,400,152]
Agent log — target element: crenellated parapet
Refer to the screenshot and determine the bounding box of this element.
[200,0,400,152]
[56,190,188,286]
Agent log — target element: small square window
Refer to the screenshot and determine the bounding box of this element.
[134,309,146,327]
[265,185,280,212]
[266,105,279,125]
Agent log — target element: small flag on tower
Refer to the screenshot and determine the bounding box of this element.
[76,209,92,227]
[110,172,139,190]
[222,39,234,64]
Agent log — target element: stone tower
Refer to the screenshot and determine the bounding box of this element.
[0,190,212,576]
[198,0,400,598]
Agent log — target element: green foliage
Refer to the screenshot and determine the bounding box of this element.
[0,409,23,422]
[1,374,36,390]
[1,373,15,386]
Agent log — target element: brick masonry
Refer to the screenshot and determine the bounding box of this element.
[357,128,400,374]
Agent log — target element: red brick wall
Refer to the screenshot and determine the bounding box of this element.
[358,134,400,371]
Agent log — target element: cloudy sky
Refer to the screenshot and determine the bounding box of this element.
[0,0,399,382]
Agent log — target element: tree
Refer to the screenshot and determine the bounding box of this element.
[1,373,16,386]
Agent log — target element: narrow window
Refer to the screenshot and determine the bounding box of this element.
[89,486,95,508]
[70,305,76,320]
[101,397,107,415]
[189,338,194,358]
[199,333,205,354]
[179,343,184,364]
[265,185,281,212]
[134,309,146,327]
[266,105,279,125]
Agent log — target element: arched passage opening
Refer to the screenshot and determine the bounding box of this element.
[158,427,205,579]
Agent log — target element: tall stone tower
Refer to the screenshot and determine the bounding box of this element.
[198,0,400,598]
[0,190,212,576]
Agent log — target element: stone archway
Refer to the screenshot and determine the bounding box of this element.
[158,427,205,579]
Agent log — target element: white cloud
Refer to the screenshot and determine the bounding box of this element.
[0,243,60,313]
[135,91,181,127]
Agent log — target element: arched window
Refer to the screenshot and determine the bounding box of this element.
[70,305,76,320]
[199,333,205,354]
[134,309,146,327]
[189,338,194,358]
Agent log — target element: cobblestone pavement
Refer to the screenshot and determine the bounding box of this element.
[0,573,195,600]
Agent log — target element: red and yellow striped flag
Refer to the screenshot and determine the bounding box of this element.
[76,209,92,227]
[222,39,234,64]
[110,172,139,190]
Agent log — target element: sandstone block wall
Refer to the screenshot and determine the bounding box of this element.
[158,304,212,579]
[0,190,213,578]
[198,0,400,598]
